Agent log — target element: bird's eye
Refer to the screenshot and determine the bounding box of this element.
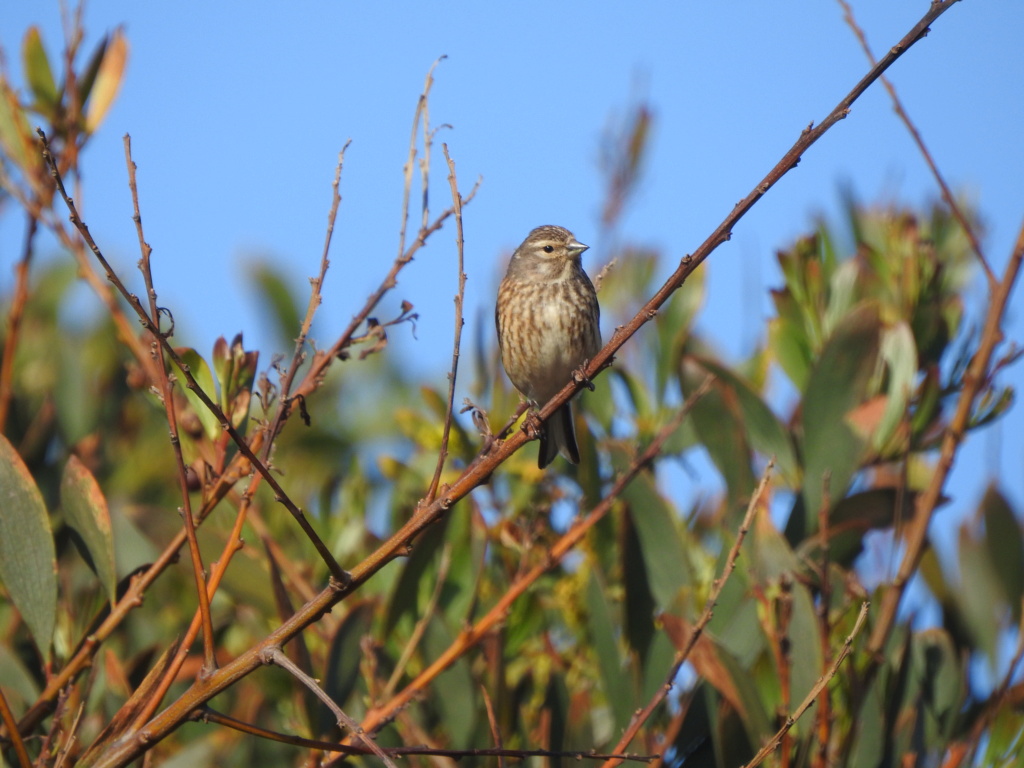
[543,245,554,253]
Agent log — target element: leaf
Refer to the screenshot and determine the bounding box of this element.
[904,629,963,751]
[61,456,118,606]
[655,266,705,398]
[586,566,633,729]
[175,348,221,440]
[22,27,59,115]
[874,321,917,454]
[322,601,375,731]
[680,358,756,516]
[688,355,799,487]
[77,34,109,108]
[423,614,476,747]
[616,448,690,608]
[0,434,57,658]
[248,262,303,346]
[85,28,128,133]
[0,76,40,176]
[795,303,882,538]
[980,485,1024,623]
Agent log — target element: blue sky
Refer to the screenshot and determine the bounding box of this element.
[3,3,1022,592]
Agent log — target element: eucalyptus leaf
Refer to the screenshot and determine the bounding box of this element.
[0,434,57,658]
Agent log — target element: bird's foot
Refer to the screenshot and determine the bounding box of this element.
[521,410,543,440]
[572,361,596,391]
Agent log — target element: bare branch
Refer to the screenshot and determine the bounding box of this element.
[741,602,870,768]
[123,133,216,674]
[425,143,467,503]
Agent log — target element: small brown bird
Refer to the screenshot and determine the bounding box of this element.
[496,225,602,468]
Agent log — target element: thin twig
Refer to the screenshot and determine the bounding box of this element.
[264,647,397,768]
[601,459,772,768]
[263,141,351,454]
[740,602,870,768]
[0,686,31,768]
[481,686,506,768]
[426,144,467,503]
[835,0,995,286]
[129,476,261,731]
[123,134,216,673]
[813,474,833,768]
[195,706,655,762]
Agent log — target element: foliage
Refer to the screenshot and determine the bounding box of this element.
[1,10,1022,768]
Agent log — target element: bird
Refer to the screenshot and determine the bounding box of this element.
[496,225,602,468]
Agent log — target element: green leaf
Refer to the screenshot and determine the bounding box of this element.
[903,629,962,750]
[77,34,109,109]
[786,581,824,705]
[680,358,756,516]
[60,456,117,606]
[423,614,476,747]
[655,266,705,398]
[0,434,57,658]
[616,448,690,608]
[22,27,59,115]
[796,303,882,537]
[175,348,221,440]
[957,524,1003,663]
[688,356,799,487]
[248,262,303,347]
[980,485,1024,623]
[322,601,375,729]
[586,566,634,729]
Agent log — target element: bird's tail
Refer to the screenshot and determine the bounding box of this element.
[539,403,580,468]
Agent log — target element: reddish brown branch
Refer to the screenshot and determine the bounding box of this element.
[123,134,216,673]
[425,143,467,503]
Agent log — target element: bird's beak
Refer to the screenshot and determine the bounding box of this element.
[567,240,589,258]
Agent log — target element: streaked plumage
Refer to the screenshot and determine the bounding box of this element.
[496,225,601,468]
